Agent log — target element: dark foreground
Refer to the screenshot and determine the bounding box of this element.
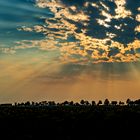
[0,105,140,140]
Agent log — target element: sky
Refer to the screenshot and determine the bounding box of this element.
[0,0,140,103]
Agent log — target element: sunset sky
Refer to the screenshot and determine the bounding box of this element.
[0,0,140,103]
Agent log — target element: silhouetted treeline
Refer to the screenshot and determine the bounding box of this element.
[0,99,140,140]
[1,98,139,107]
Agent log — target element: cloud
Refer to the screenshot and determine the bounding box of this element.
[0,47,16,54]
[3,0,139,64]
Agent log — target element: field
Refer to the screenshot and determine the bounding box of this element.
[0,102,140,139]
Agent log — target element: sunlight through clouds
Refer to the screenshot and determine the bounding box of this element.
[11,0,140,64]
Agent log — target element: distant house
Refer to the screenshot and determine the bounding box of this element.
[0,104,12,107]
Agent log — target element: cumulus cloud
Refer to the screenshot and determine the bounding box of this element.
[9,0,139,63]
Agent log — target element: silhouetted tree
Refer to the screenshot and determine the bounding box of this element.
[111,101,117,106]
[48,101,56,106]
[85,101,90,106]
[126,99,131,105]
[74,102,80,106]
[31,101,35,106]
[104,99,110,106]
[69,101,74,106]
[41,101,48,106]
[63,101,69,106]
[126,99,134,106]
[119,101,124,106]
[134,99,140,105]
[57,103,60,106]
[80,100,85,105]
[97,100,102,106]
[91,101,96,106]
[35,102,39,106]
[25,101,30,106]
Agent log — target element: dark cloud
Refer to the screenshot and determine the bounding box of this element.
[60,0,140,44]
[125,48,135,55]
[13,0,140,63]
[108,47,120,57]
